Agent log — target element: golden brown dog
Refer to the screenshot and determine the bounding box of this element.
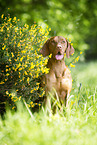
[40,36,74,111]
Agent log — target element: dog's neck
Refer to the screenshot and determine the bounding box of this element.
[47,57,66,78]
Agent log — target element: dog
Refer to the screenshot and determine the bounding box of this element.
[40,36,74,112]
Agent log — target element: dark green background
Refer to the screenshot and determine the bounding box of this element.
[1,0,97,60]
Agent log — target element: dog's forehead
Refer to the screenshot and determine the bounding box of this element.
[52,36,66,42]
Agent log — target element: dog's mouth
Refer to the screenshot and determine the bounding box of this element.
[55,52,64,60]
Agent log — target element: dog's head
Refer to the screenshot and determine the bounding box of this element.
[40,36,74,60]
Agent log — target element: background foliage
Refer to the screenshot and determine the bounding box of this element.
[1,0,97,60]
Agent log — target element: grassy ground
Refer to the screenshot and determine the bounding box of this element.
[0,61,97,145]
[71,61,97,88]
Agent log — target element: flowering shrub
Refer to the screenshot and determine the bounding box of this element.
[0,14,51,109]
[0,13,83,111]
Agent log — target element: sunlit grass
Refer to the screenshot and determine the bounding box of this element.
[0,61,97,145]
[71,61,97,88]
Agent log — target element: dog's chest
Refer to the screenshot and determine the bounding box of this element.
[51,60,66,78]
[45,61,72,92]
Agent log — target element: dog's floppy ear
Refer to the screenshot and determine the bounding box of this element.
[66,41,74,58]
[40,39,50,57]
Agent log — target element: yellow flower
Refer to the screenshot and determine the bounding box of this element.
[7,34,10,37]
[24,71,28,75]
[12,106,15,110]
[75,56,80,62]
[6,73,10,76]
[1,14,4,19]
[6,65,9,67]
[31,62,35,69]
[44,59,48,64]
[30,90,34,93]
[37,68,40,72]
[27,77,30,83]
[80,51,83,54]
[8,18,11,22]
[1,27,4,32]
[20,57,23,62]
[38,104,41,106]
[36,83,40,86]
[17,63,21,68]
[69,38,71,43]
[31,104,34,108]
[36,86,39,90]
[49,28,51,31]
[21,50,26,53]
[20,30,22,35]
[9,93,11,97]
[15,27,18,32]
[30,101,33,105]
[7,27,9,31]
[11,52,14,57]
[34,50,37,55]
[15,68,17,71]
[49,54,52,58]
[2,45,6,50]
[19,96,21,100]
[36,73,39,78]
[71,101,75,106]
[64,53,66,57]
[18,67,22,71]
[42,91,45,96]
[9,58,11,61]
[6,91,9,95]
[71,52,74,56]
[13,17,16,21]
[70,63,75,67]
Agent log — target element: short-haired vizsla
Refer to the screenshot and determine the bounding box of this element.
[40,36,74,112]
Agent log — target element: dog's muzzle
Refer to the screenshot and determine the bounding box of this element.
[55,51,64,60]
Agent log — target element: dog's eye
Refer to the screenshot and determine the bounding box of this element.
[51,40,56,44]
[62,40,66,43]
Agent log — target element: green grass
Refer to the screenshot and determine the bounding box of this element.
[0,61,97,145]
[71,61,97,88]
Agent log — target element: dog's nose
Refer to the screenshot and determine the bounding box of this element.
[57,44,62,49]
